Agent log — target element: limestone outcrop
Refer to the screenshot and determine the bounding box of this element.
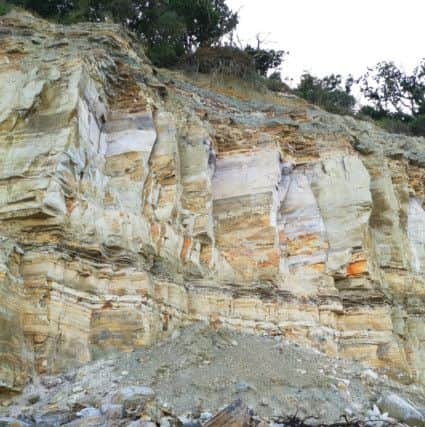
[1,10,425,394]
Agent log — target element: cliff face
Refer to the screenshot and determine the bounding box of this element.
[1,10,425,394]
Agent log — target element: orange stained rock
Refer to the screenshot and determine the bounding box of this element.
[309,263,326,273]
[65,198,76,214]
[285,234,321,255]
[257,249,281,269]
[346,260,367,276]
[180,238,191,261]
[150,223,161,238]
[278,231,286,245]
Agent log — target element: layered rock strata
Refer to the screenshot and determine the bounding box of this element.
[1,10,425,393]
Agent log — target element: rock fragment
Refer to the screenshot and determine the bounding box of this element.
[377,393,425,426]
[0,418,32,427]
[203,400,252,427]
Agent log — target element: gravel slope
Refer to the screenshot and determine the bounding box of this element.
[2,323,425,425]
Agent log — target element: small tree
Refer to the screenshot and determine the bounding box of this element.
[358,60,425,117]
[358,60,425,136]
[244,45,286,76]
[132,2,187,67]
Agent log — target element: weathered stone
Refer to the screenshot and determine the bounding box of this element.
[40,377,63,389]
[203,399,251,427]
[100,403,123,419]
[234,383,249,393]
[182,421,202,427]
[1,9,425,396]
[63,416,105,427]
[126,421,156,427]
[76,408,101,418]
[27,393,40,404]
[0,418,32,427]
[115,386,155,403]
[160,417,172,427]
[200,412,213,422]
[377,394,425,426]
[34,410,75,427]
[113,386,155,416]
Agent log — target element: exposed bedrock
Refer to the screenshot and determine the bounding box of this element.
[1,10,425,393]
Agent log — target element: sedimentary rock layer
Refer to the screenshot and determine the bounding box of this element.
[1,10,425,393]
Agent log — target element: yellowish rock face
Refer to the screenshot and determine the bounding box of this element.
[1,10,425,393]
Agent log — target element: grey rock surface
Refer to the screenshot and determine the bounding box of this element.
[378,393,425,426]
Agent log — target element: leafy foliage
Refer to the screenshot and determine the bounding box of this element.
[136,6,187,67]
[358,60,425,136]
[183,46,255,78]
[244,46,286,76]
[410,114,425,136]
[358,60,425,117]
[263,71,289,92]
[295,73,356,115]
[0,0,12,15]
[170,0,238,48]
[6,0,72,18]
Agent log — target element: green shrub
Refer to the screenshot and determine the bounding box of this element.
[0,1,11,15]
[244,46,286,77]
[410,114,425,137]
[377,117,412,135]
[358,106,425,137]
[182,46,256,79]
[359,60,425,120]
[263,72,289,93]
[148,43,182,68]
[295,73,356,115]
[358,60,425,137]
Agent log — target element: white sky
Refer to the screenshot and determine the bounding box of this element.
[227,0,424,85]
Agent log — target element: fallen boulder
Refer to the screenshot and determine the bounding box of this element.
[377,393,425,426]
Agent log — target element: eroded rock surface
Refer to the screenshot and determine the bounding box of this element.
[1,10,425,394]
